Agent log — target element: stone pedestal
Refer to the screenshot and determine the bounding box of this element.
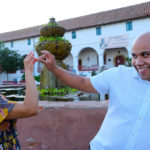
[40,60,66,89]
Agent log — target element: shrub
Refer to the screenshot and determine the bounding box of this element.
[34,75,41,82]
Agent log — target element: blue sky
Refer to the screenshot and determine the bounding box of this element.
[0,0,149,33]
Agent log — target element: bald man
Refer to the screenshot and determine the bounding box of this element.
[37,32,150,150]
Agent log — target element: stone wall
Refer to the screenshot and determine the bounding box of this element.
[17,102,108,150]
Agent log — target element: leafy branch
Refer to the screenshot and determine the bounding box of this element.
[39,36,69,43]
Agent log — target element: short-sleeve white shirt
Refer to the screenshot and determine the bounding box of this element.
[90,65,150,150]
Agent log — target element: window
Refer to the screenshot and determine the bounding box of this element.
[126,21,132,31]
[10,41,13,47]
[96,27,101,35]
[28,38,31,45]
[72,31,76,39]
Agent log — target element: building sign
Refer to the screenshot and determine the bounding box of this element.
[99,34,129,49]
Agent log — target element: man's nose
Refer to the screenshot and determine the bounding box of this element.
[135,57,144,66]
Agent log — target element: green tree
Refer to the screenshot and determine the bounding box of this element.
[0,43,24,80]
[18,54,27,70]
[0,41,4,49]
[126,57,132,67]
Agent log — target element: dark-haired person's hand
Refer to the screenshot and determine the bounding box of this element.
[6,51,39,119]
[24,52,37,73]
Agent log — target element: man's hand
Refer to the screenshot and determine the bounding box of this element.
[35,51,97,93]
[37,50,56,71]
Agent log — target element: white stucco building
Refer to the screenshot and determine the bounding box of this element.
[0,1,150,81]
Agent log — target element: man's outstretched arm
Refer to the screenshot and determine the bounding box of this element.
[37,50,98,93]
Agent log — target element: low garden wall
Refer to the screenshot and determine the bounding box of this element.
[17,101,108,150]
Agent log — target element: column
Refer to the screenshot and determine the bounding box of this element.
[73,56,79,74]
[127,45,132,58]
[98,51,105,100]
[98,53,104,67]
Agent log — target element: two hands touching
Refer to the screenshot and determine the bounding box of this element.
[24,50,97,94]
[25,50,56,72]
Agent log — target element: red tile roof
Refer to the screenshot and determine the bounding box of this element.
[0,1,150,42]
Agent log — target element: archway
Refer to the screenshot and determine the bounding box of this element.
[78,47,98,76]
[104,47,128,68]
[114,54,125,66]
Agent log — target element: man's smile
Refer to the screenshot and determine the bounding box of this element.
[136,67,150,74]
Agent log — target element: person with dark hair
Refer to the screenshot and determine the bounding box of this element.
[37,32,150,150]
[0,52,39,149]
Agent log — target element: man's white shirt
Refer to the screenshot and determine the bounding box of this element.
[90,65,150,150]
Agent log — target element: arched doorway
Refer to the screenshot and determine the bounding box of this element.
[114,55,125,67]
[78,47,98,76]
[104,48,128,68]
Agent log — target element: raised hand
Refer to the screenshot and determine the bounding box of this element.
[24,52,37,73]
[6,51,39,120]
